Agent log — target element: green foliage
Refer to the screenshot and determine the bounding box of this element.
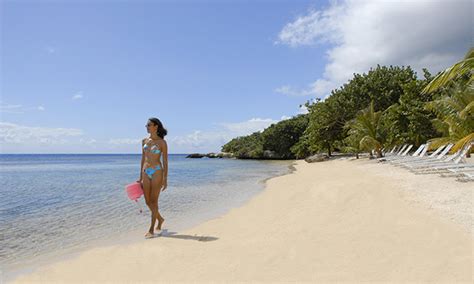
[221,114,309,159]
[261,114,309,159]
[379,69,439,147]
[422,47,474,94]
[221,131,264,159]
[305,98,343,156]
[290,133,313,159]
[305,65,418,156]
[425,79,474,153]
[221,47,473,160]
[346,101,385,157]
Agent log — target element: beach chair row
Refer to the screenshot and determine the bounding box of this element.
[377,142,473,182]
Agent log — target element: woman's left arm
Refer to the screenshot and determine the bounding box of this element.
[161,140,168,190]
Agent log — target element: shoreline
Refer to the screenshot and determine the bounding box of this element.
[3,160,296,283]
[7,158,473,283]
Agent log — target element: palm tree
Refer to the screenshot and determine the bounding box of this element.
[422,47,474,94]
[425,81,474,155]
[347,101,384,158]
[422,47,474,156]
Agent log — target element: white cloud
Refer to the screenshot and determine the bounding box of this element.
[0,103,23,113]
[169,117,279,152]
[79,138,97,145]
[108,138,142,145]
[298,104,309,114]
[0,122,144,153]
[217,118,278,136]
[0,121,149,153]
[274,85,317,97]
[72,92,83,100]
[0,122,84,144]
[276,0,472,98]
[0,102,47,113]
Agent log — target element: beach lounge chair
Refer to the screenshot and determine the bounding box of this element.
[397,144,446,166]
[389,145,398,154]
[377,144,413,162]
[389,144,428,165]
[410,143,473,174]
[400,144,454,170]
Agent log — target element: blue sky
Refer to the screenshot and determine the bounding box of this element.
[1,0,471,154]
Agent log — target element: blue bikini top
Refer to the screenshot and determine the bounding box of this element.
[143,139,161,154]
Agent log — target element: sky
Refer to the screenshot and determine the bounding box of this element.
[1,0,472,154]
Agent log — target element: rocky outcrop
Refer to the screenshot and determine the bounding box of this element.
[219,152,234,158]
[186,152,235,159]
[186,153,206,158]
[304,153,329,163]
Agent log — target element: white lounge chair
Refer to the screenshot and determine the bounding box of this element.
[411,143,473,174]
[401,144,455,170]
[390,144,428,165]
[378,144,414,162]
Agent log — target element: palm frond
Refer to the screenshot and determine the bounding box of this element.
[427,137,455,150]
[422,47,474,94]
[450,132,474,154]
[460,100,474,119]
[359,135,382,151]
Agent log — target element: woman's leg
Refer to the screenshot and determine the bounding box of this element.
[142,171,151,208]
[153,170,165,230]
[149,170,163,233]
[142,171,155,236]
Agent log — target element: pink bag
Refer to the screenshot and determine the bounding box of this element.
[125,181,144,213]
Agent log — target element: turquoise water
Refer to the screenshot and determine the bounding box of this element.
[0,154,293,279]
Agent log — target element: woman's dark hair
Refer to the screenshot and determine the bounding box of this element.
[148,117,168,139]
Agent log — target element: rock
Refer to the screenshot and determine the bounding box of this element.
[206,153,218,158]
[186,153,205,158]
[305,153,329,163]
[186,152,235,159]
[219,152,234,158]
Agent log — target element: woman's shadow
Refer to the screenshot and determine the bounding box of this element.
[149,229,218,242]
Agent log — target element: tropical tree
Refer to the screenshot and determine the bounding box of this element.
[305,99,343,156]
[304,65,418,156]
[425,80,474,155]
[221,131,264,159]
[342,122,363,159]
[422,47,474,156]
[422,47,474,94]
[261,114,309,159]
[346,101,385,158]
[379,70,438,147]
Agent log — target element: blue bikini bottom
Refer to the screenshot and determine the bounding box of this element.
[144,165,162,179]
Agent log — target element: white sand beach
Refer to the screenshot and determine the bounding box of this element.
[9,158,473,283]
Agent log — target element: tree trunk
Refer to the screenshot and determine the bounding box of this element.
[327,142,332,156]
[376,148,383,158]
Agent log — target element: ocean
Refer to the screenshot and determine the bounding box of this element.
[0,154,293,279]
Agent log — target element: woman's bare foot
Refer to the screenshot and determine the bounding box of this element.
[156,216,165,230]
[145,231,154,239]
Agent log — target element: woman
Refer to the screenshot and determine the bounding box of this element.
[137,117,168,239]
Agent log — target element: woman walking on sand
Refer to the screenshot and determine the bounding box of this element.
[137,117,168,239]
